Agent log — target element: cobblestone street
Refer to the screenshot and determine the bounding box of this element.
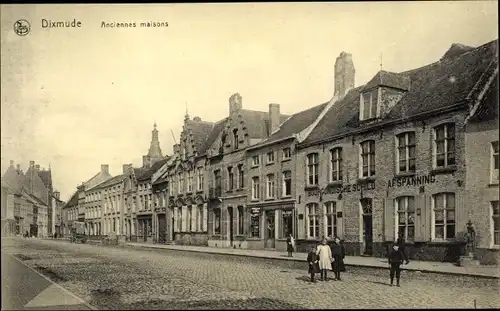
[2,238,499,310]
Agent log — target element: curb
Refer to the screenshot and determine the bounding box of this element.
[5,252,98,310]
[124,243,500,280]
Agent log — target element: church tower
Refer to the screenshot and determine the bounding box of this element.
[143,122,164,167]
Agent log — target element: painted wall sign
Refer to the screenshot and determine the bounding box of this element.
[388,174,436,188]
[307,181,375,197]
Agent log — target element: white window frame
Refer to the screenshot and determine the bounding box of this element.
[306,153,319,186]
[394,196,416,242]
[491,201,500,248]
[282,171,292,197]
[267,151,275,164]
[266,174,275,199]
[307,203,319,239]
[360,90,378,120]
[359,140,376,178]
[178,173,183,194]
[251,177,260,200]
[324,201,338,239]
[187,170,193,193]
[330,147,343,182]
[197,167,204,191]
[282,148,291,160]
[491,141,499,184]
[431,192,456,241]
[396,132,416,174]
[252,155,260,167]
[432,123,456,169]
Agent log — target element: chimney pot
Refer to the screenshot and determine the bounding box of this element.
[229,93,242,114]
[334,52,355,98]
[101,164,109,174]
[29,161,35,168]
[269,103,281,134]
[35,164,40,171]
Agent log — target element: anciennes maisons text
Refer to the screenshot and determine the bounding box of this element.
[101,21,169,28]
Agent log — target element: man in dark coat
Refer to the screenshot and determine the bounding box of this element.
[388,241,406,286]
[330,237,346,281]
[307,246,320,282]
[396,232,410,264]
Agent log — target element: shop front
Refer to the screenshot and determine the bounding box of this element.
[137,212,153,243]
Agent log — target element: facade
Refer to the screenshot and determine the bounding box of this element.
[99,174,126,237]
[63,191,79,236]
[293,40,498,265]
[464,72,499,264]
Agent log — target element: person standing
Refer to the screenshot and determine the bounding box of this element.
[388,241,405,287]
[286,233,295,257]
[330,237,346,281]
[316,238,333,281]
[307,246,320,282]
[396,232,410,264]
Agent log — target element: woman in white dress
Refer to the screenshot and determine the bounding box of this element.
[316,238,333,281]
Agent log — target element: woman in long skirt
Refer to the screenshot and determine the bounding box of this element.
[316,238,333,281]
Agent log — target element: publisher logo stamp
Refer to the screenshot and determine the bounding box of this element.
[14,19,30,36]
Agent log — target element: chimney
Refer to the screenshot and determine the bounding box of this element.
[142,155,150,168]
[9,160,14,167]
[123,164,132,174]
[101,164,109,174]
[334,52,355,98]
[16,164,21,173]
[29,161,35,168]
[54,191,60,199]
[35,164,40,171]
[229,93,242,114]
[269,103,280,134]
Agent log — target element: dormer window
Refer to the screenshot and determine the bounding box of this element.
[360,89,378,121]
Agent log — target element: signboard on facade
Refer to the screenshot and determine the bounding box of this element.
[307,181,376,197]
[387,174,436,188]
[282,210,293,216]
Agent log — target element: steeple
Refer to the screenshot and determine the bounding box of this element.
[184,102,190,121]
[147,122,163,159]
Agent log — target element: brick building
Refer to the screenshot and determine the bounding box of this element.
[294,40,498,264]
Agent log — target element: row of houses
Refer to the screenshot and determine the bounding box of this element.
[62,39,499,264]
[1,161,64,237]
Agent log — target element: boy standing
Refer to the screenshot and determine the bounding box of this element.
[388,241,405,287]
[307,246,320,282]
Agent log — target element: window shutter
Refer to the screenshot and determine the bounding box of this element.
[414,195,425,242]
[181,206,187,232]
[422,195,431,241]
[384,198,395,242]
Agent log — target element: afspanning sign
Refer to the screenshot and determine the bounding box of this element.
[307,181,375,197]
[388,174,436,188]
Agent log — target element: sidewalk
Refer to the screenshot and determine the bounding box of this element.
[124,242,500,279]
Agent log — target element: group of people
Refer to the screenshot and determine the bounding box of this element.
[303,233,410,286]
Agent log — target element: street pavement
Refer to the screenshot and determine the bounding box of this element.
[2,237,499,310]
[1,249,93,310]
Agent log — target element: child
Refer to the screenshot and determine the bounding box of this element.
[307,246,320,282]
[388,241,406,287]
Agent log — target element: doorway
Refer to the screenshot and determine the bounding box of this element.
[228,207,234,246]
[158,214,166,244]
[361,198,373,256]
[264,210,275,249]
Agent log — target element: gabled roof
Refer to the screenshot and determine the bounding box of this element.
[2,166,25,194]
[440,43,474,61]
[250,102,329,148]
[23,167,49,205]
[63,191,79,208]
[137,157,170,181]
[197,117,229,156]
[301,39,498,146]
[362,70,410,91]
[38,170,52,191]
[468,74,499,123]
[186,119,215,154]
[239,109,289,139]
[133,167,148,179]
[96,174,126,188]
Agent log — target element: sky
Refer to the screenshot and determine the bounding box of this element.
[0,2,498,202]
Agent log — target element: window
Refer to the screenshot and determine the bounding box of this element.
[282,148,291,160]
[492,201,500,246]
[307,203,320,238]
[324,202,338,239]
[187,206,192,232]
[237,206,244,235]
[330,148,343,182]
[282,171,292,197]
[395,196,415,241]
[238,164,244,189]
[360,140,376,177]
[169,177,174,196]
[432,193,455,240]
[267,151,275,164]
[396,132,416,173]
[214,170,222,189]
[233,129,239,149]
[252,155,260,167]
[250,212,260,238]
[266,174,275,198]
[214,209,221,235]
[178,173,183,194]
[197,167,204,191]
[227,167,234,190]
[491,141,499,183]
[433,123,456,169]
[187,171,193,193]
[280,210,293,238]
[197,204,203,231]
[182,146,187,159]
[252,177,260,200]
[307,153,319,186]
[361,90,377,120]
[177,208,182,232]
